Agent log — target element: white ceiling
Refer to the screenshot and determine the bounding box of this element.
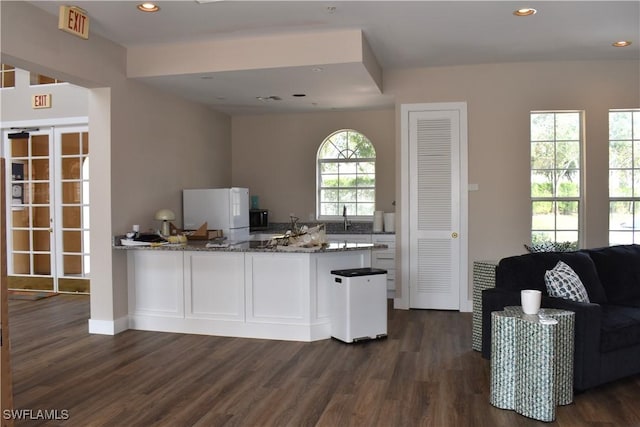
[29,1,640,115]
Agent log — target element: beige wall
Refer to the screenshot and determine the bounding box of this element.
[385,60,640,299]
[2,2,639,314]
[1,1,232,326]
[231,108,395,222]
[0,69,88,121]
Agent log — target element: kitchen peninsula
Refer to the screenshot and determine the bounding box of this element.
[116,240,383,342]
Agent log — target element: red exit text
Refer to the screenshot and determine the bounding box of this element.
[58,6,89,39]
[32,94,52,109]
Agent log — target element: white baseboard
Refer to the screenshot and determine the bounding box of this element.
[88,316,129,335]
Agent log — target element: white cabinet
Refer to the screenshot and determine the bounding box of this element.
[245,252,309,324]
[184,251,245,321]
[128,250,184,318]
[371,234,396,298]
[126,247,372,341]
[327,233,396,298]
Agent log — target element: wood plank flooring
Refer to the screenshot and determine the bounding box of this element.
[7,295,640,426]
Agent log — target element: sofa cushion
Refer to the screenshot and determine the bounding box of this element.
[600,304,640,352]
[586,245,640,304]
[496,251,608,303]
[620,298,640,308]
[545,261,590,302]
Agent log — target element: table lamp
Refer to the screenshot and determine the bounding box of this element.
[155,208,175,236]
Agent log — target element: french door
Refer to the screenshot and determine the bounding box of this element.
[3,125,90,293]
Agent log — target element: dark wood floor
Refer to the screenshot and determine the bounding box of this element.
[7,295,640,426]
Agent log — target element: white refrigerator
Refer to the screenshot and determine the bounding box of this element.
[182,188,250,242]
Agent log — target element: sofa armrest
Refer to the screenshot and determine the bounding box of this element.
[481,288,519,358]
[540,296,602,391]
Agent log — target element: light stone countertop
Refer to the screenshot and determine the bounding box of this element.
[114,238,386,253]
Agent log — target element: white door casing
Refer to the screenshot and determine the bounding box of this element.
[397,103,468,311]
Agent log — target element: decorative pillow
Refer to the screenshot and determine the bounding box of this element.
[545,261,590,303]
[524,241,574,253]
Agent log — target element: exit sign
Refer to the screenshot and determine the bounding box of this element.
[58,5,89,39]
[32,94,52,109]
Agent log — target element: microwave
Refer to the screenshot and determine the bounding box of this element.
[249,209,269,231]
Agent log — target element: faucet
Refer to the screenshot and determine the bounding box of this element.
[343,205,351,231]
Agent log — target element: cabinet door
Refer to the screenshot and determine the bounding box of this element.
[372,235,395,271]
[372,235,396,295]
[128,251,184,317]
[245,252,309,324]
[184,251,245,321]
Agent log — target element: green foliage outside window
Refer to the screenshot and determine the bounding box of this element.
[318,129,376,217]
[609,110,640,244]
[530,111,581,248]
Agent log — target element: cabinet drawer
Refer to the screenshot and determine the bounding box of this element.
[386,278,395,291]
[372,235,396,248]
[373,250,395,260]
[373,258,396,272]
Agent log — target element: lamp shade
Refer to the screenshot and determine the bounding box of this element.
[154,209,176,221]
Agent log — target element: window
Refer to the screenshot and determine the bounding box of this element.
[1,64,15,88]
[317,129,376,219]
[609,109,640,245]
[30,72,65,86]
[530,111,582,249]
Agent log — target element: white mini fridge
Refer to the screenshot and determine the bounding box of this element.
[330,268,388,343]
[182,187,250,243]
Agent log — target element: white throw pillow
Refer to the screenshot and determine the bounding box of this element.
[545,260,590,303]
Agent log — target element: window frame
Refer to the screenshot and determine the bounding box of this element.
[530,110,584,249]
[0,64,15,89]
[316,129,376,221]
[29,72,66,86]
[608,108,640,245]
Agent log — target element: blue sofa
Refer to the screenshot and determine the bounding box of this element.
[481,244,640,391]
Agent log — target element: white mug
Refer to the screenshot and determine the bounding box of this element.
[521,289,542,315]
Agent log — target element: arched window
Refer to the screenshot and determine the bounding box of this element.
[317,129,376,219]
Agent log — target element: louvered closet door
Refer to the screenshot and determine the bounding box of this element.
[409,109,460,309]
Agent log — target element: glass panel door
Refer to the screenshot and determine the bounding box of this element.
[55,128,90,293]
[7,130,54,291]
[3,125,90,293]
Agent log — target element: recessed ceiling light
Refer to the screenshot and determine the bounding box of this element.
[513,8,537,16]
[612,40,632,47]
[137,3,160,12]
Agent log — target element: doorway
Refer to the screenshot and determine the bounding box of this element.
[3,125,90,294]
